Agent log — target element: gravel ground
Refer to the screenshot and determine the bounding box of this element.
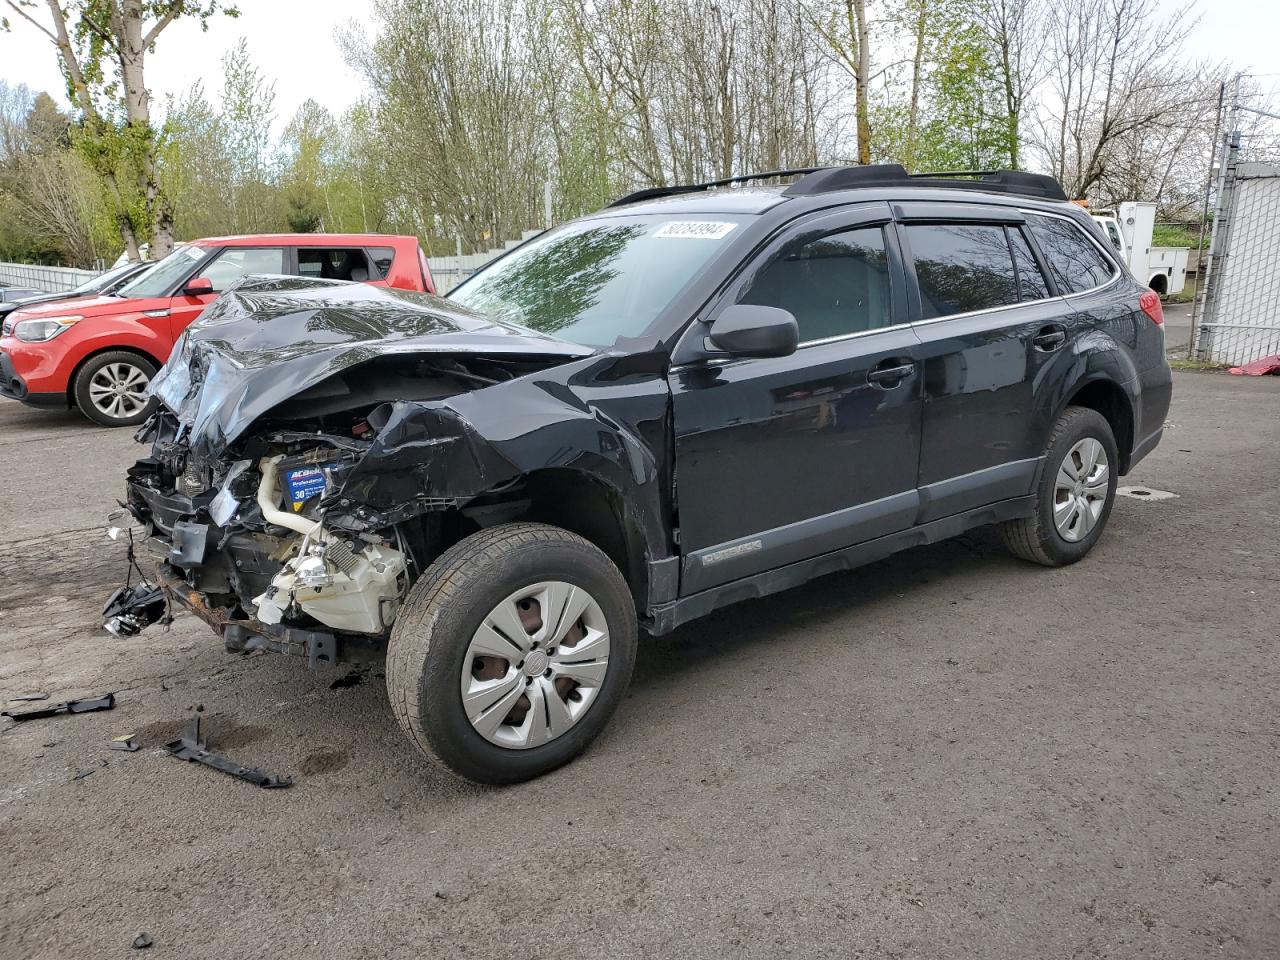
[1,370,1277,960]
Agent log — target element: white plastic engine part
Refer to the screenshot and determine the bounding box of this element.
[250,455,406,634]
[253,531,406,634]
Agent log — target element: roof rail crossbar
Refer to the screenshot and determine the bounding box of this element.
[784,164,1068,201]
[608,167,824,208]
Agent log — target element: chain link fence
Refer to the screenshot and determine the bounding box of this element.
[1192,78,1280,367]
[1195,160,1280,365]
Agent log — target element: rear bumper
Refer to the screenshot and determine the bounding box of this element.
[1128,426,1163,472]
[1127,359,1172,473]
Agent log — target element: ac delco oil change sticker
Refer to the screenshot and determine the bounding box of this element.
[285,468,327,512]
[653,221,737,240]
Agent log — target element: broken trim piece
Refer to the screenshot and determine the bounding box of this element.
[163,714,292,788]
[2,692,116,722]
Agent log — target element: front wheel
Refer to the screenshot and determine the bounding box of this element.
[1002,406,1119,566]
[386,522,637,785]
[72,351,158,427]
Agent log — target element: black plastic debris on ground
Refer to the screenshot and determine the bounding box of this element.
[102,582,167,638]
[163,714,292,789]
[2,693,115,722]
[72,759,109,781]
[110,734,140,752]
[132,932,153,949]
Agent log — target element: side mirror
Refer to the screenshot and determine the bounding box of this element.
[183,276,214,297]
[706,304,798,359]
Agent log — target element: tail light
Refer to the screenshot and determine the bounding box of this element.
[1139,289,1164,325]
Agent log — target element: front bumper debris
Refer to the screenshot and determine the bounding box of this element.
[164,713,292,789]
[2,692,116,722]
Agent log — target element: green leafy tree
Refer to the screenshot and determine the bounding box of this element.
[3,0,239,260]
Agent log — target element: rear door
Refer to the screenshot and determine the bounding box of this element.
[669,202,924,594]
[898,204,1071,520]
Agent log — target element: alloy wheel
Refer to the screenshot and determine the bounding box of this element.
[460,581,610,750]
[87,361,151,421]
[1053,437,1109,542]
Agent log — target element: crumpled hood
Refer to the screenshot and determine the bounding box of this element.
[149,276,591,458]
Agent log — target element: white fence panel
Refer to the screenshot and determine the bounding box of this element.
[428,230,542,293]
[0,262,100,293]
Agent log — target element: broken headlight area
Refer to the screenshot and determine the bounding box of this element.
[123,439,411,648]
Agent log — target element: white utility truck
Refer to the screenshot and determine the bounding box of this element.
[1090,201,1190,297]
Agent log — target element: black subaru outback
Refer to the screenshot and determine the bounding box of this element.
[118,165,1171,784]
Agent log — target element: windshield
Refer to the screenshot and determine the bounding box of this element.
[449,214,746,347]
[72,261,141,295]
[117,245,205,299]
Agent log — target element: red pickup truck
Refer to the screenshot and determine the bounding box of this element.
[0,233,434,427]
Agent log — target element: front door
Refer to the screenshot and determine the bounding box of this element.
[168,246,289,340]
[669,204,923,594]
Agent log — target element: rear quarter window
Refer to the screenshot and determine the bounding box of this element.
[1026,214,1116,294]
[368,246,395,279]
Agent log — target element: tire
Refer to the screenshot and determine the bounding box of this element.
[72,351,159,427]
[1001,406,1119,567]
[386,522,638,785]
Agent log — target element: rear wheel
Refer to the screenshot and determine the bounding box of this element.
[386,522,637,785]
[1002,406,1119,566]
[72,351,158,427]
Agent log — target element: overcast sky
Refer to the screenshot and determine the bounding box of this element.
[0,0,1277,135]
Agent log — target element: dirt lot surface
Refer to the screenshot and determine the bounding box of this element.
[1,370,1278,959]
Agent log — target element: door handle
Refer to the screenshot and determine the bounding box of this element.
[1033,325,1067,352]
[867,358,915,387]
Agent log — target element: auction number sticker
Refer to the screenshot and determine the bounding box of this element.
[654,221,737,240]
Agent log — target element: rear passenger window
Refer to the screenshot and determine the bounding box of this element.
[737,226,893,342]
[1025,214,1115,293]
[1009,227,1050,301]
[297,248,375,282]
[907,223,1019,318]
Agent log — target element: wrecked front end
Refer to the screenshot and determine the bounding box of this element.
[119,277,592,665]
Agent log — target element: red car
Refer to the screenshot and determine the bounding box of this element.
[0,234,435,427]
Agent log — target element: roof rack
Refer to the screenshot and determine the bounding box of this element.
[607,163,1067,207]
[607,168,824,208]
[785,164,1068,201]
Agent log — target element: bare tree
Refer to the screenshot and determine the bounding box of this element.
[808,0,872,164]
[1029,0,1200,198]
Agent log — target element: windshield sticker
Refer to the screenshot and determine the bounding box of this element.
[654,221,737,240]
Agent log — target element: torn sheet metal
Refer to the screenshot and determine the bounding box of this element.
[3,693,115,722]
[163,714,292,788]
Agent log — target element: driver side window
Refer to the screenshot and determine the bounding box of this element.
[203,247,287,293]
[737,226,893,343]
